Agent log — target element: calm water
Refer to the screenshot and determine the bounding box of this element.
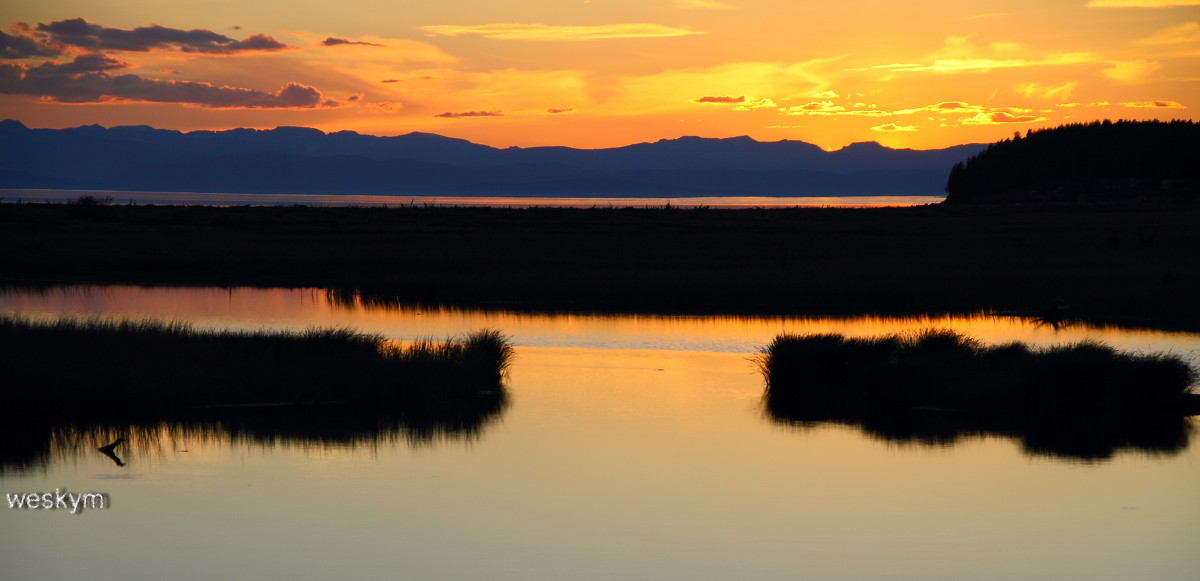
[1,188,944,208]
[2,285,1198,580]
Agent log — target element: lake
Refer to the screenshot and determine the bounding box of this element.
[0,188,945,208]
[2,285,1198,580]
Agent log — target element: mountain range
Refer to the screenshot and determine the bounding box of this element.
[0,120,985,197]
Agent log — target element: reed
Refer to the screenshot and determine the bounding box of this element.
[0,314,513,416]
[758,329,1196,412]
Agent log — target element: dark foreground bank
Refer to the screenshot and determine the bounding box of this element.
[3,201,1198,329]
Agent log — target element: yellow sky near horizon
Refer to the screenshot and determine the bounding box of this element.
[1,0,1197,150]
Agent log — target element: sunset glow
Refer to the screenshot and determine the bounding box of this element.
[1,1,1196,149]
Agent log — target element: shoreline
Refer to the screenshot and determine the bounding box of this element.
[4,201,1197,330]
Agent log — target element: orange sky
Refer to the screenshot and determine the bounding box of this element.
[1,1,1197,150]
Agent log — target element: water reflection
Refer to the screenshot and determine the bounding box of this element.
[1,395,509,474]
[4,284,1199,358]
[4,284,1198,467]
[764,400,1195,461]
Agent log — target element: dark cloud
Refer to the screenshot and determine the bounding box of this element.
[32,18,289,54]
[695,95,745,104]
[2,23,66,59]
[322,37,383,47]
[1,25,63,59]
[546,108,573,113]
[435,110,503,118]
[0,57,331,108]
[381,79,400,83]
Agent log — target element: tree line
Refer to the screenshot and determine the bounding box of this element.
[944,119,1198,204]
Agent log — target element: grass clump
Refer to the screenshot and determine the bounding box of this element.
[758,329,1196,412]
[0,314,513,415]
[757,329,1198,460]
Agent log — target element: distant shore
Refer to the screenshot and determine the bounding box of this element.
[0,188,944,208]
[3,200,1197,330]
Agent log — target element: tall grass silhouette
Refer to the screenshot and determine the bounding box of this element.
[756,329,1198,460]
[0,315,515,471]
[757,329,1194,411]
[0,314,513,412]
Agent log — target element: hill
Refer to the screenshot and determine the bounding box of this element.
[944,120,1199,205]
[0,120,982,197]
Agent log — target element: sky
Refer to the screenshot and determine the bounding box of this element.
[1,0,1197,150]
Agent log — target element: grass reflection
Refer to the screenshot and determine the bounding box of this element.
[759,330,1199,461]
[0,315,513,473]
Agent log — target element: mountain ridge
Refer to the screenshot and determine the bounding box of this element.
[0,120,985,196]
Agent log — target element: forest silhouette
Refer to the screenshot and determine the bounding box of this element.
[945,120,1198,204]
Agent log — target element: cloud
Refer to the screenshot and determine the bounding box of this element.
[546,108,573,113]
[435,110,503,118]
[1,24,63,59]
[363,101,404,113]
[31,18,289,54]
[890,101,986,115]
[1121,100,1186,108]
[1101,59,1162,83]
[811,90,839,98]
[871,123,917,132]
[783,100,846,114]
[695,95,745,103]
[608,59,837,115]
[1056,101,1112,108]
[322,37,384,47]
[864,36,1100,74]
[673,0,737,9]
[1088,0,1200,7]
[1139,22,1200,45]
[961,111,1046,124]
[1015,81,1078,100]
[417,23,702,41]
[733,98,776,110]
[0,56,333,108]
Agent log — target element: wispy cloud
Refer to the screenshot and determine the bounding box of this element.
[1101,59,1162,83]
[871,123,917,132]
[871,53,1099,73]
[435,110,503,118]
[673,0,737,9]
[1015,81,1078,100]
[417,23,702,41]
[961,111,1046,124]
[862,36,1100,74]
[322,37,384,47]
[1121,100,1186,108]
[694,95,745,103]
[733,98,776,110]
[1138,22,1200,45]
[1088,0,1200,7]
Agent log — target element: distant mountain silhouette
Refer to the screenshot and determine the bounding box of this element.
[0,120,984,197]
[945,119,1199,205]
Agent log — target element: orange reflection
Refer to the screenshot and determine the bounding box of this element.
[3,285,1197,362]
